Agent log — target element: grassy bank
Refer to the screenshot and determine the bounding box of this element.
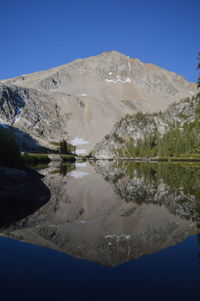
[129,154,200,162]
[157,155,200,162]
[21,153,76,164]
[21,154,50,164]
[93,155,200,162]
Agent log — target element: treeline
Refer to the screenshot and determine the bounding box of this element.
[51,140,76,154]
[59,140,76,154]
[114,160,200,202]
[0,126,76,167]
[112,161,200,222]
[117,94,200,158]
[119,121,200,158]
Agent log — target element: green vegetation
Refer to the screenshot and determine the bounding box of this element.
[51,139,76,154]
[0,127,21,167]
[21,153,51,164]
[134,111,149,126]
[118,120,200,158]
[115,132,159,158]
[21,153,76,164]
[108,161,200,224]
[153,120,200,158]
[145,162,200,202]
[177,112,189,119]
[59,140,76,154]
[60,154,76,162]
[50,141,60,147]
[0,129,76,167]
[116,94,200,159]
[158,155,200,162]
[50,162,75,176]
[21,139,76,165]
[112,133,125,143]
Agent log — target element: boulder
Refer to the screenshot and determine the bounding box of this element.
[0,166,50,226]
[48,154,64,161]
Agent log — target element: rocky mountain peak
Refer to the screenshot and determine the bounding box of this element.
[0,52,197,154]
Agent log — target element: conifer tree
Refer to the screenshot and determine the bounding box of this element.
[0,127,20,167]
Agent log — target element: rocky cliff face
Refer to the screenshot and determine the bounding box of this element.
[0,51,197,153]
[93,94,200,158]
[0,83,66,150]
[94,160,200,223]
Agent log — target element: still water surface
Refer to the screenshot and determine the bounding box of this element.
[0,161,200,300]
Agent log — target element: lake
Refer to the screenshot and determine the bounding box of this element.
[0,160,200,301]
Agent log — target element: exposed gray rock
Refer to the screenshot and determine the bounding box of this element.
[94,160,200,223]
[48,154,63,161]
[93,95,200,158]
[0,51,197,154]
[0,83,67,150]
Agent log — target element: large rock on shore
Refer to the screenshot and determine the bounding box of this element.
[0,166,50,225]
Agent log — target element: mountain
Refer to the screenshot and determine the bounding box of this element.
[0,51,197,153]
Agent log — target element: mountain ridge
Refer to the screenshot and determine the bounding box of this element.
[1,51,196,85]
[0,51,197,154]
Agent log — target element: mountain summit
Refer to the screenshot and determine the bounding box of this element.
[0,51,197,153]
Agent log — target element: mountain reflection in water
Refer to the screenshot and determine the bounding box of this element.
[1,160,200,266]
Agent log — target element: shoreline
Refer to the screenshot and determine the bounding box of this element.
[90,156,200,162]
[21,153,76,164]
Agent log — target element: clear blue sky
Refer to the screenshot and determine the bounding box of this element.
[0,0,199,82]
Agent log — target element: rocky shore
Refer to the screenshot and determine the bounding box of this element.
[0,166,50,226]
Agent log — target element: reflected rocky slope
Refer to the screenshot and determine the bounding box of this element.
[94,161,200,224]
[0,161,199,266]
